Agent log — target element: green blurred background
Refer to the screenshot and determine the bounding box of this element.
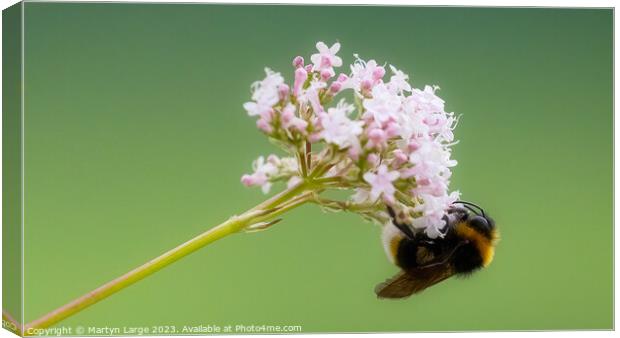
[20,4,612,333]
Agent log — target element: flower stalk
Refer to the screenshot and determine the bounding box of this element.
[24,182,313,332]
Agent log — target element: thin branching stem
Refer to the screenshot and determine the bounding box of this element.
[313,176,344,185]
[305,142,312,170]
[298,150,308,177]
[24,181,316,331]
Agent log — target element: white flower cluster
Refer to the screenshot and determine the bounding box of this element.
[241,42,460,238]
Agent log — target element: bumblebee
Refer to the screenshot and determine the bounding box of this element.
[375,202,499,299]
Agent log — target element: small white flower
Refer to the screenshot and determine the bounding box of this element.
[426,112,457,143]
[241,156,278,193]
[298,80,326,114]
[412,191,460,238]
[318,100,364,149]
[387,65,411,93]
[310,42,343,73]
[346,57,383,92]
[276,156,300,175]
[243,68,284,117]
[408,139,457,178]
[250,68,283,105]
[256,156,279,174]
[397,105,429,140]
[363,165,400,203]
[363,83,403,124]
[243,101,271,118]
[241,155,299,194]
[408,85,445,114]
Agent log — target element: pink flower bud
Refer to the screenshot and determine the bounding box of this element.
[267,154,280,165]
[280,107,294,124]
[368,128,387,143]
[293,67,308,97]
[308,132,322,143]
[408,139,421,152]
[320,69,333,81]
[372,66,386,80]
[305,64,314,73]
[278,84,289,100]
[415,178,431,185]
[361,79,373,92]
[256,118,273,134]
[290,118,309,133]
[393,149,408,167]
[385,122,400,138]
[366,128,388,151]
[329,81,342,94]
[347,146,361,161]
[259,108,274,122]
[292,56,304,68]
[241,174,255,187]
[337,73,349,82]
[367,153,380,167]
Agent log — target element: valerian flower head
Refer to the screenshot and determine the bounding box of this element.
[241,42,461,238]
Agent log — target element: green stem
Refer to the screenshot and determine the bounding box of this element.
[313,176,345,185]
[24,182,311,332]
[311,196,378,213]
[298,150,308,177]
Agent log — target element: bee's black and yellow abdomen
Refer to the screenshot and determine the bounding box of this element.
[395,238,419,269]
[392,239,436,269]
[384,220,498,273]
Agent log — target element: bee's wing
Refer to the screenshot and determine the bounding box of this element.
[374,270,419,299]
[374,264,455,299]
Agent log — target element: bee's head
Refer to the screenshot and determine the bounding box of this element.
[448,201,499,268]
[448,201,496,239]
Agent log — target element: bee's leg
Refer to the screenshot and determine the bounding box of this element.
[387,206,415,240]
